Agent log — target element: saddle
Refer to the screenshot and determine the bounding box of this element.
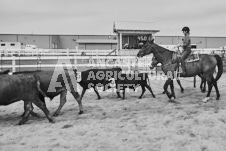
[172,50,199,64]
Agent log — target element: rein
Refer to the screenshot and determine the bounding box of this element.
[152,45,176,68]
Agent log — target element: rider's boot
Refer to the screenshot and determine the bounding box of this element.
[181,59,187,76]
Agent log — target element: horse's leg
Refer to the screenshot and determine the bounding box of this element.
[200,78,206,93]
[176,79,184,93]
[203,79,207,92]
[194,76,196,88]
[202,78,213,103]
[163,79,173,101]
[212,77,220,100]
[162,81,174,94]
[170,80,176,99]
[198,74,206,93]
[200,79,204,92]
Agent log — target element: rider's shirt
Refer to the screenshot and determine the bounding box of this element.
[182,34,191,50]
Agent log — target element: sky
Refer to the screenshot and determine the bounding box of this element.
[0,0,226,37]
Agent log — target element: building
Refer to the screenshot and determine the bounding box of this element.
[0,21,225,50]
[113,21,160,49]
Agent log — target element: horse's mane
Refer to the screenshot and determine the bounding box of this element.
[153,43,173,53]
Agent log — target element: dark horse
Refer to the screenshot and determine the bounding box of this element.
[149,56,184,93]
[137,39,223,102]
[150,56,207,93]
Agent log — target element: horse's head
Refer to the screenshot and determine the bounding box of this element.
[137,39,155,58]
[149,56,158,69]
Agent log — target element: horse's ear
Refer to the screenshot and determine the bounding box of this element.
[147,34,154,43]
[147,34,152,41]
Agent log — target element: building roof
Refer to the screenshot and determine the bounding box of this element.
[113,21,160,33]
[76,39,117,44]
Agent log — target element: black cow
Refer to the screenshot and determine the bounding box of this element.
[10,69,82,116]
[0,69,10,74]
[0,73,54,125]
[78,67,122,100]
[115,72,155,99]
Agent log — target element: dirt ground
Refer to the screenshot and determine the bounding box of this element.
[0,74,226,151]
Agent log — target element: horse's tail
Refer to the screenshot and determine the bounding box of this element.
[213,54,223,82]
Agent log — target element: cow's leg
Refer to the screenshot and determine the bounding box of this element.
[29,93,46,117]
[176,79,184,93]
[144,84,155,98]
[17,101,33,125]
[21,104,39,118]
[122,87,126,99]
[20,105,26,117]
[138,86,146,99]
[80,88,87,100]
[116,91,121,98]
[53,90,67,116]
[71,90,83,114]
[33,98,54,123]
[93,86,101,100]
[116,84,121,98]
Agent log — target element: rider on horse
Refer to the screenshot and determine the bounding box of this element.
[179,26,191,75]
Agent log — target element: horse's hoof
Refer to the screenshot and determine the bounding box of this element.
[202,97,210,103]
[79,111,84,114]
[53,112,59,117]
[49,118,55,123]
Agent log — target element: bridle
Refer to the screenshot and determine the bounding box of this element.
[150,44,173,67]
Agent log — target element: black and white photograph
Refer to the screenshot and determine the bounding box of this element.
[0,0,226,150]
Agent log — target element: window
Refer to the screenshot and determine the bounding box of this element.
[52,43,58,49]
[1,43,5,46]
[10,43,15,46]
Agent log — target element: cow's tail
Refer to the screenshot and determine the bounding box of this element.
[36,76,46,97]
[213,55,223,82]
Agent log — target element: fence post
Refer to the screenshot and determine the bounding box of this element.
[67,49,69,56]
[12,56,16,72]
[74,56,77,70]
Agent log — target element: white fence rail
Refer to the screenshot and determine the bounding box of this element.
[0,49,118,56]
[0,48,225,72]
[0,56,154,72]
[0,48,225,57]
